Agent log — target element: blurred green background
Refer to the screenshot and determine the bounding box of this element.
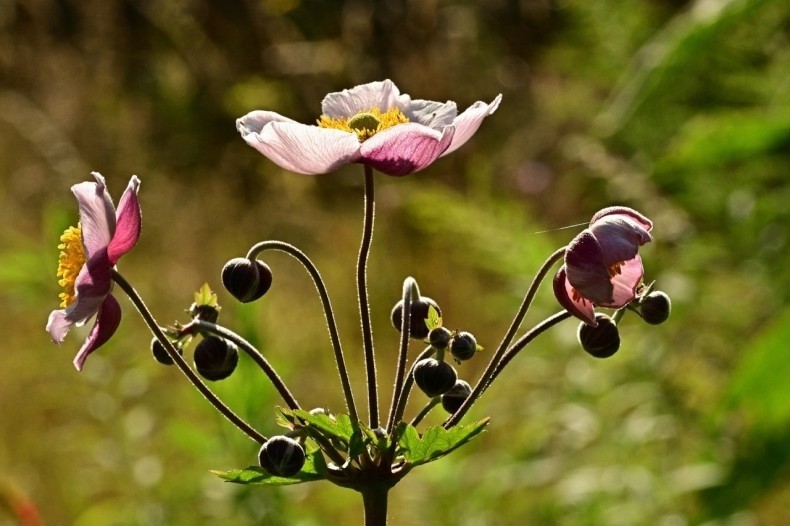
[1,0,788,524]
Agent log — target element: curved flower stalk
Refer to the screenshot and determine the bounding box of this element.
[46,172,141,371]
[236,79,502,176]
[553,206,653,326]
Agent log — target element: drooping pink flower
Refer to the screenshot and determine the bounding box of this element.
[553,207,653,326]
[236,80,501,176]
[46,172,142,371]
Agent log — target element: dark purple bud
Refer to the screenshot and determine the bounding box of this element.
[577,313,620,358]
[151,337,182,366]
[258,436,305,477]
[640,291,671,325]
[413,358,457,397]
[450,331,478,361]
[391,296,441,340]
[441,379,472,413]
[221,258,273,303]
[193,336,239,381]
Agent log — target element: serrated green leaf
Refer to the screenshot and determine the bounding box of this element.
[397,418,489,467]
[426,305,442,331]
[212,447,326,486]
[194,283,219,307]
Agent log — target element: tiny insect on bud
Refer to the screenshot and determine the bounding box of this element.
[639,291,671,325]
[258,436,305,477]
[413,358,457,397]
[391,296,442,340]
[450,331,478,361]
[221,258,273,303]
[577,314,620,358]
[193,336,239,381]
[441,379,472,413]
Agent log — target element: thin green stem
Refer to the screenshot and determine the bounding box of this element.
[385,277,415,434]
[443,247,566,428]
[358,165,379,428]
[112,270,267,444]
[488,311,571,385]
[246,240,358,424]
[410,398,439,427]
[191,320,300,411]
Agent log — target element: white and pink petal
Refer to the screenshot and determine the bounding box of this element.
[72,294,123,371]
[441,94,502,157]
[108,176,141,265]
[359,123,454,176]
[321,80,402,118]
[242,121,362,175]
[72,172,116,258]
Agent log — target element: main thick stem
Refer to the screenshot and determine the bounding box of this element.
[361,485,389,526]
[358,165,379,428]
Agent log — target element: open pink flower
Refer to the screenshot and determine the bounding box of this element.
[553,207,653,326]
[46,172,142,371]
[236,79,501,176]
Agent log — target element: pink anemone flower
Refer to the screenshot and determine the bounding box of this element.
[554,207,653,326]
[236,79,501,176]
[46,172,142,371]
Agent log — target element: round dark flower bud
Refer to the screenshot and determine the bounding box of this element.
[193,336,239,381]
[258,436,305,477]
[450,331,478,362]
[640,291,671,325]
[151,337,182,365]
[189,303,220,324]
[221,258,273,303]
[391,296,442,340]
[577,314,620,358]
[428,327,453,350]
[413,358,457,397]
[441,379,472,414]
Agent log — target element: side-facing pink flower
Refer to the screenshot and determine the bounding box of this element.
[46,172,142,371]
[553,207,653,326]
[236,79,501,176]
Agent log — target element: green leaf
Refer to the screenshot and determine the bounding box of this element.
[397,418,490,467]
[212,446,326,486]
[426,305,442,331]
[276,408,370,457]
[194,283,219,307]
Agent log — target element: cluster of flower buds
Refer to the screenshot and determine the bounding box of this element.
[391,290,481,413]
[576,286,671,358]
[151,284,239,381]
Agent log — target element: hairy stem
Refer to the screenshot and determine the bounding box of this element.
[358,165,379,428]
[443,247,566,428]
[246,240,358,424]
[191,320,300,411]
[361,484,389,526]
[385,277,415,434]
[112,270,267,444]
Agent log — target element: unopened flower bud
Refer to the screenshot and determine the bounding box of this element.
[428,327,453,350]
[441,379,472,413]
[391,296,442,339]
[577,314,620,358]
[189,303,220,324]
[193,336,239,381]
[151,337,182,365]
[221,258,273,303]
[258,436,305,477]
[413,358,457,397]
[640,291,671,325]
[450,331,478,362]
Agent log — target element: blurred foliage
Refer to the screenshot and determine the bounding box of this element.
[1,0,788,524]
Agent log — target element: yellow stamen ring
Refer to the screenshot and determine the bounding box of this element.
[56,225,86,308]
[318,107,409,142]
